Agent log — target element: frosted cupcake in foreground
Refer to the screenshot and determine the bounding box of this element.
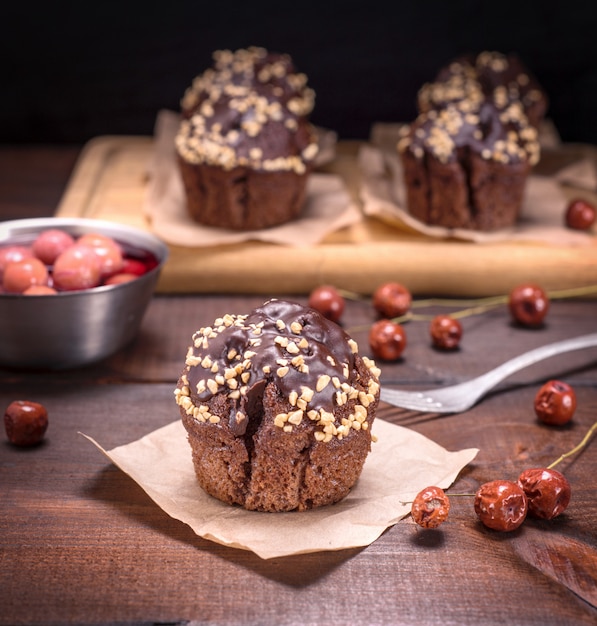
[175,47,319,231]
[174,299,381,512]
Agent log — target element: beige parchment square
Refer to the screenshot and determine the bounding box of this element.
[143,110,362,247]
[83,418,478,560]
[361,123,597,245]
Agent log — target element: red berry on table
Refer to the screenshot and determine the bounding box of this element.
[534,379,576,426]
[372,282,412,318]
[368,319,407,361]
[474,480,528,531]
[411,486,450,528]
[2,257,49,293]
[4,400,49,446]
[565,198,596,230]
[508,283,549,328]
[517,468,571,520]
[308,285,345,323]
[430,315,462,350]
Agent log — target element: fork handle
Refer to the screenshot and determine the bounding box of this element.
[476,332,597,388]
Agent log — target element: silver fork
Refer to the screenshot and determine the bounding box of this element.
[379,333,597,413]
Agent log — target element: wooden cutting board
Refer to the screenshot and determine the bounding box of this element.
[54,135,597,297]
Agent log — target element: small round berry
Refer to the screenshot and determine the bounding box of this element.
[411,486,450,528]
[308,285,345,323]
[517,468,571,520]
[508,283,549,328]
[2,257,49,293]
[372,282,412,318]
[104,273,137,285]
[120,258,148,276]
[52,244,102,291]
[368,319,407,361]
[32,228,75,264]
[565,198,596,231]
[23,285,58,295]
[4,400,49,446]
[0,245,34,280]
[474,480,528,532]
[534,379,576,426]
[77,232,124,278]
[430,315,462,350]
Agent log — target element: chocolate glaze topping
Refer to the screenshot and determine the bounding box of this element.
[418,51,547,128]
[176,299,380,440]
[176,47,319,173]
[398,99,540,166]
[400,51,544,167]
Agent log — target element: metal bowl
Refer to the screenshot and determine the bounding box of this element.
[0,217,169,370]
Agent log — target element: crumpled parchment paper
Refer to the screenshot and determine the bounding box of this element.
[83,418,478,559]
[143,110,362,247]
[360,123,597,245]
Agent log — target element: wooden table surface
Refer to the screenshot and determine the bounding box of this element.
[1,145,596,626]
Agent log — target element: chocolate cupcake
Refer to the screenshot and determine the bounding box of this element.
[399,50,544,231]
[175,47,319,231]
[174,299,381,512]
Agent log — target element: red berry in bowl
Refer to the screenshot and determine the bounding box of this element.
[368,319,407,361]
[430,315,462,350]
[121,258,148,276]
[565,198,596,230]
[308,285,345,323]
[77,232,124,278]
[2,257,49,293]
[411,486,450,528]
[372,282,412,318]
[474,480,528,531]
[534,379,576,426]
[517,468,571,520]
[32,228,75,264]
[104,273,137,286]
[52,244,102,291]
[0,245,34,280]
[4,400,48,446]
[508,283,549,328]
[23,285,58,295]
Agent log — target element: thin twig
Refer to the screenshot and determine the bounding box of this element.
[547,420,597,470]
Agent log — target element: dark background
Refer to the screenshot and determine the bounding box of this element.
[4,0,597,145]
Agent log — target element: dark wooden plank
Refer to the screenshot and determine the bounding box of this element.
[1,380,596,625]
[1,147,596,625]
[1,296,596,625]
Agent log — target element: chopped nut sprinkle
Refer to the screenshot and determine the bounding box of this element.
[316,374,331,392]
[176,47,318,173]
[175,300,381,444]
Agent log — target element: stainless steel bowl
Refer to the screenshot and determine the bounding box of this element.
[0,217,169,370]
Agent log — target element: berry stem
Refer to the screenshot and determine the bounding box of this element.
[547,419,597,470]
[400,492,475,505]
[344,283,597,334]
[336,288,367,301]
